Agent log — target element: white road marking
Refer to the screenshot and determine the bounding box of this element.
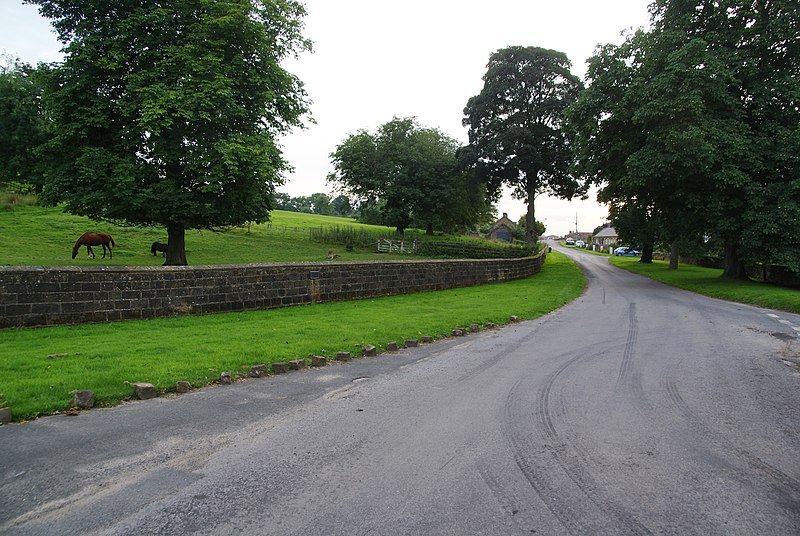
[765,314,800,337]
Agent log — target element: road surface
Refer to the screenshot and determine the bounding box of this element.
[2,245,799,535]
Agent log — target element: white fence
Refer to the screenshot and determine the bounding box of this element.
[376,239,417,254]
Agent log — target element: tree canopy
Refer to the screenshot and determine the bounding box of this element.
[462,46,584,244]
[328,117,492,234]
[0,60,47,192]
[568,0,799,277]
[34,0,311,265]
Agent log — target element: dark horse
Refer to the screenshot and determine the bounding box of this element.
[72,232,115,259]
[151,241,168,257]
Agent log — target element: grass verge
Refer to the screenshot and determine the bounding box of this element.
[0,251,585,421]
[609,256,800,314]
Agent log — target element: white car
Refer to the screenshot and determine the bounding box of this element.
[575,240,585,248]
[565,238,575,245]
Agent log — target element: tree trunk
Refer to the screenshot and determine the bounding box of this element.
[525,176,538,245]
[721,239,749,279]
[164,223,188,266]
[426,222,433,236]
[639,242,654,263]
[669,241,679,270]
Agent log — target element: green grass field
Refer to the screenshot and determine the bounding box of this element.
[0,205,433,266]
[0,251,585,421]
[609,256,800,314]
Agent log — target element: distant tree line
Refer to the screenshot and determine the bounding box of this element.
[273,192,355,217]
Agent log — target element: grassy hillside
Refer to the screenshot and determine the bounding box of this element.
[0,205,441,266]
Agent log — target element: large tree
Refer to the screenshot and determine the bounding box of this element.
[570,1,799,278]
[645,0,798,278]
[462,46,584,244]
[568,29,749,268]
[0,60,48,192]
[328,117,488,235]
[33,0,311,265]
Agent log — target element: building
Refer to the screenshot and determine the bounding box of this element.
[593,226,619,248]
[565,231,592,243]
[486,213,516,242]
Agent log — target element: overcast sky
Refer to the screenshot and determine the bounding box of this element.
[0,1,651,236]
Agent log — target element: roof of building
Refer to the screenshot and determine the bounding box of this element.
[594,227,618,238]
[487,213,516,234]
[566,232,592,241]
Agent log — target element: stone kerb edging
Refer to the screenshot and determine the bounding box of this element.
[0,251,546,329]
[0,314,524,424]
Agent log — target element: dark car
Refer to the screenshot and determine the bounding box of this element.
[614,246,640,256]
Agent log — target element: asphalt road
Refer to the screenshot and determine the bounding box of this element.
[2,244,799,535]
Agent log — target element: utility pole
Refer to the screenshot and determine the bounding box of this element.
[575,212,578,234]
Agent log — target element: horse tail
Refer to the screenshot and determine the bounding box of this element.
[109,235,116,247]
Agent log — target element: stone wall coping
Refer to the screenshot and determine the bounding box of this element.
[0,251,543,274]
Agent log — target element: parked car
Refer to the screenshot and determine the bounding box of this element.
[614,246,640,256]
[575,240,585,248]
[565,238,575,245]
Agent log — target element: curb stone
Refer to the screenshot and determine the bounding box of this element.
[133,383,156,400]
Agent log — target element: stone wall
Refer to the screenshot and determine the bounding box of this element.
[0,252,546,328]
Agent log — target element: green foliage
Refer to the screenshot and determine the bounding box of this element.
[568,1,800,276]
[33,0,312,265]
[329,117,491,235]
[463,46,584,244]
[274,191,345,216]
[0,251,583,420]
[0,61,48,193]
[514,216,546,242]
[415,240,534,259]
[568,29,746,261]
[307,225,396,248]
[0,193,39,211]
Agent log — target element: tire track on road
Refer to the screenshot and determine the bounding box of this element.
[615,302,653,413]
[500,349,653,535]
[661,360,800,501]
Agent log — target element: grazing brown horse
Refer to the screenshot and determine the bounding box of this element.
[72,233,115,259]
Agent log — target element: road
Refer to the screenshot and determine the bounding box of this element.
[2,245,799,535]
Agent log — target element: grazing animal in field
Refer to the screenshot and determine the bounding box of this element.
[151,241,168,257]
[327,250,340,259]
[72,232,115,259]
